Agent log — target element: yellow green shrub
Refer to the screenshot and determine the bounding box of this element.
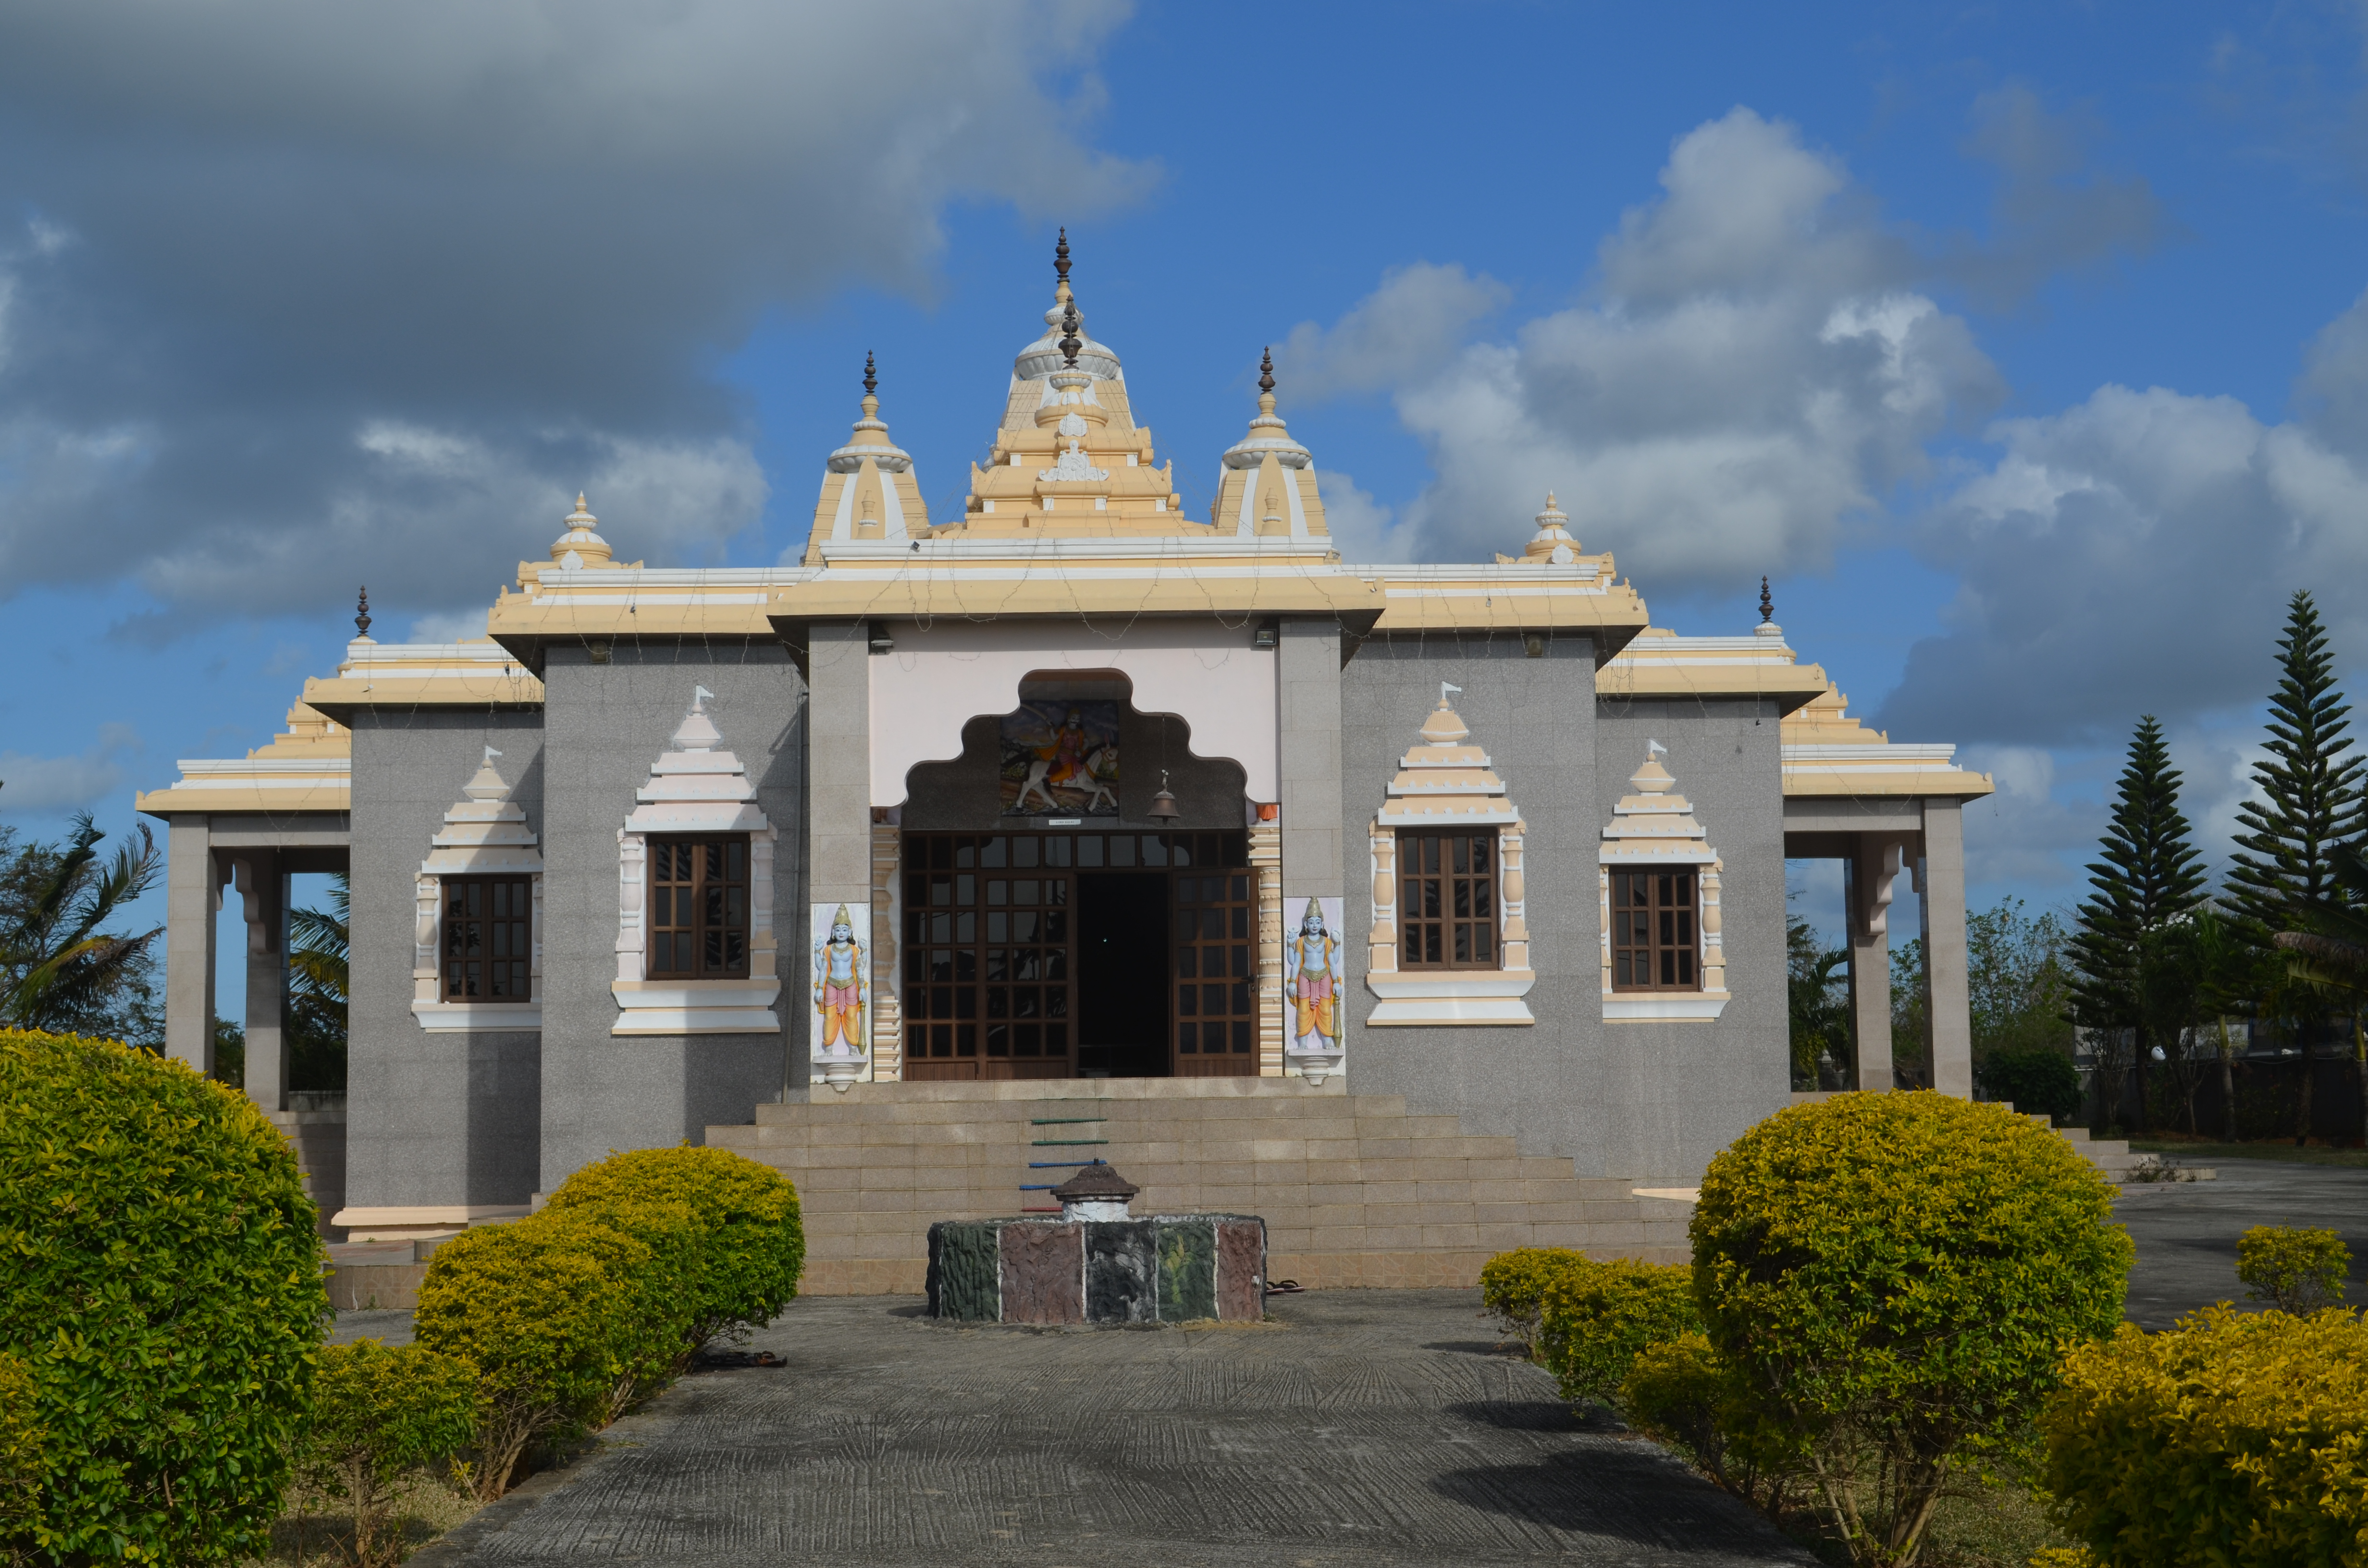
[1536,1255,1700,1407]
[1693,1091,2131,1568]
[2043,1304,2368,1568]
[414,1219,645,1499]
[1478,1247,1588,1354]
[1619,1332,1801,1515]
[0,1352,43,1550]
[2238,1225,2352,1315]
[531,1203,705,1421]
[543,1145,806,1349]
[0,1028,326,1563]
[296,1340,475,1568]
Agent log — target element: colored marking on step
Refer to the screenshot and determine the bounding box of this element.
[1029,1117,1106,1125]
[1031,1139,1108,1146]
[1027,1161,1099,1168]
[1019,1184,1057,1190]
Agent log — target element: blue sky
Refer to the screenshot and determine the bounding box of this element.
[4,0,2367,1013]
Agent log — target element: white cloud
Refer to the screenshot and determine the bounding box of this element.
[1312,468,1414,564]
[1304,109,2002,587]
[0,0,1147,624]
[1276,263,1508,401]
[0,724,141,814]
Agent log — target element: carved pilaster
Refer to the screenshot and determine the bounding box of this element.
[615,829,647,984]
[871,823,903,1081]
[1368,825,1398,977]
[413,875,440,1004]
[1251,820,1283,1076]
[1498,821,1529,973]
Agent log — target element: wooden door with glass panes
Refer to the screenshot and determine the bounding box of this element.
[901,833,1075,1081]
[1172,858,1256,1077]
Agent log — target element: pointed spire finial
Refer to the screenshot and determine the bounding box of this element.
[1759,576,1774,624]
[355,586,371,639]
[1258,345,1275,396]
[1054,226,1071,284]
[863,350,876,399]
[1059,301,1081,368]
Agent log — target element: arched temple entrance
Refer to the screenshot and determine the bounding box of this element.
[893,672,1264,1081]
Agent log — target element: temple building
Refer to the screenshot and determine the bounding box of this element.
[136,240,1992,1290]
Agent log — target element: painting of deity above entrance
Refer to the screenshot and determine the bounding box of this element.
[1000,700,1119,817]
[1283,896,1345,1084]
[810,901,871,1090]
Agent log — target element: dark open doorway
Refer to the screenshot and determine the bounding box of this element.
[1076,873,1170,1078]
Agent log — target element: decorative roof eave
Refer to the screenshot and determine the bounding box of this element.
[1781,768,1995,801]
[136,700,356,818]
[1597,626,1830,714]
[301,640,545,722]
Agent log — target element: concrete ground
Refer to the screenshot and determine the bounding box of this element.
[2116,1159,2368,1329]
[414,1288,1807,1568]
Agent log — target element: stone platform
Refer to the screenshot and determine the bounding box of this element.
[708,1077,1691,1295]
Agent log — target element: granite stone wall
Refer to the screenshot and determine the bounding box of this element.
[536,638,807,1194]
[1591,697,1791,1184]
[345,709,546,1213]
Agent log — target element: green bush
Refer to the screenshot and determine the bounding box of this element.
[0,1352,44,1551]
[1977,1044,2084,1125]
[1693,1091,2132,1568]
[543,1145,805,1349]
[2237,1224,2352,1315]
[0,1027,326,1564]
[1619,1332,1801,1515]
[2043,1304,2368,1568]
[414,1220,643,1499]
[296,1340,475,1568]
[530,1204,704,1422]
[1535,1255,1701,1407]
[1478,1247,1587,1355]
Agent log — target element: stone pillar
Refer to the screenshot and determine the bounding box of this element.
[1846,835,1901,1091]
[1920,798,1973,1098]
[806,622,872,1085]
[164,816,218,1077]
[232,851,289,1112]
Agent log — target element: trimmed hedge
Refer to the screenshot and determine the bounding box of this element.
[417,1148,804,1498]
[2238,1224,2351,1315]
[0,1352,42,1549]
[543,1145,806,1350]
[0,1027,327,1564]
[2043,1304,2368,1568]
[1478,1247,1586,1354]
[1536,1256,1701,1408]
[1693,1091,2131,1567]
[296,1340,475,1568]
[1618,1332,1800,1514]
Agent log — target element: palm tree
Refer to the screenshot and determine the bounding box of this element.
[2272,843,2368,1147]
[1788,915,1850,1088]
[286,873,348,1090]
[0,812,164,1035]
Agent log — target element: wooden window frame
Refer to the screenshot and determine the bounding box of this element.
[1174,864,1256,1057]
[1396,828,1499,971]
[1608,868,1700,992]
[646,835,753,981]
[440,874,534,1003]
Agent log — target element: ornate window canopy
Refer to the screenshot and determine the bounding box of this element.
[1365,687,1535,1026]
[613,688,781,1035]
[413,748,543,1031]
[1598,743,1730,1021]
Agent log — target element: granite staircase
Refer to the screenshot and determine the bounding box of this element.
[705,1078,1691,1296]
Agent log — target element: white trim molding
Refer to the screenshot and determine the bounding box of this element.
[1364,690,1536,1027]
[412,748,543,1032]
[1598,743,1731,1022]
[612,689,782,1036]
[330,1203,532,1242]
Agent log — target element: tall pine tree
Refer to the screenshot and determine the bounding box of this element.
[2070,715,2208,1130]
[2226,591,2364,1139]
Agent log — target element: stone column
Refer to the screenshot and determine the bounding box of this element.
[164,816,218,1076]
[1275,619,1341,1079]
[233,851,289,1112]
[1846,835,1901,1091]
[806,622,872,1085]
[1920,798,1973,1098]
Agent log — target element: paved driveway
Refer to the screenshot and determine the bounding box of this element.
[2116,1160,2368,1329]
[417,1288,1807,1568]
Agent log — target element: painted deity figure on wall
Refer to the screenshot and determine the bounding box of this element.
[813,903,867,1057]
[1287,897,1344,1055]
[1000,699,1120,816]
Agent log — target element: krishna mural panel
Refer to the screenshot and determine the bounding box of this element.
[1000,700,1120,817]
